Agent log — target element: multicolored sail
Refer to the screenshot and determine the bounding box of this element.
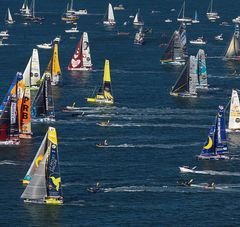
[160,23,187,65]
[44,40,61,85]
[21,127,63,205]
[198,106,229,160]
[31,75,55,121]
[195,49,208,89]
[68,32,92,71]
[87,59,114,104]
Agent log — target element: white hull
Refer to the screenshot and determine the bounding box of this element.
[190,41,206,45]
[68,67,92,71]
[179,167,194,173]
[226,128,240,133]
[133,22,144,26]
[192,20,200,24]
[160,60,185,66]
[37,44,52,49]
[177,18,192,22]
[103,21,116,26]
[197,154,229,160]
[74,10,88,15]
[65,30,79,33]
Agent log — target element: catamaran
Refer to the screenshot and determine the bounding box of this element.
[227,89,240,132]
[68,32,93,71]
[160,23,187,65]
[206,0,220,21]
[197,106,229,160]
[133,9,144,26]
[195,49,208,90]
[192,11,200,24]
[21,127,63,205]
[223,25,240,61]
[5,8,15,24]
[170,56,198,97]
[23,49,41,90]
[0,73,25,145]
[103,3,116,26]
[177,1,192,23]
[43,40,61,85]
[31,75,55,121]
[87,59,114,104]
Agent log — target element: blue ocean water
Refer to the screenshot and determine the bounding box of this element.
[0,0,240,225]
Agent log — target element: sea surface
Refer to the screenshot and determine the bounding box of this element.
[0,0,240,226]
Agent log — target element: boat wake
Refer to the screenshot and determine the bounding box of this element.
[106,123,209,128]
[181,169,240,176]
[0,160,20,165]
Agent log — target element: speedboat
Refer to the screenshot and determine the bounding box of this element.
[114,4,125,10]
[179,166,197,173]
[214,34,223,41]
[164,19,172,23]
[87,187,102,193]
[65,26,79,33]
[177,179,193,187]
[190,37,206,45]
[0,30,9,37]
[36,43,52,49]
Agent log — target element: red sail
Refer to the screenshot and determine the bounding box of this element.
[68,36,83,70]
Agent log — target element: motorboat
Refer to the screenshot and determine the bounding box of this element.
[190,37,206,45]
[214,34,223,41]
[179,166,196,173]
[164,19,172,23]
[36,43,52,49]
[96,120,110,127]
[74,9,88,15]
[65,26,79,33]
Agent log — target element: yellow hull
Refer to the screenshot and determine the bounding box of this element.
[87,97,114,104]
[22,179,30,185]
[45,198,63,205]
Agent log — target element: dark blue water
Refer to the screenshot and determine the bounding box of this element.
[0,0,240,225]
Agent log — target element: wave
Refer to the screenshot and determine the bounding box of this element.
[0,160,20,165]
[106,123,209,128]
[181,169,240,176]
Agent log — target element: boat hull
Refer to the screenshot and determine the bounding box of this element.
[133,22,144,26]
[68,67,92,71]
[179,167,194,173]
[87,98,114,104]
[197,154,229,160]
[170,92,197,98]
[160,60,185,65]
[226,128,240,133]
[103,21,116,26]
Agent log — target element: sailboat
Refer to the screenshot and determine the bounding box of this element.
[227,89,240,132]
[0,73,25,145]
[160,23,187,65]
[43,40,61,85]
[103,3,116,26]
[23,49,41,90]
[223,25,240,61]
[177,1,192,23]
[87,59,114,104]
[31,75,55,121]
[5,8,15,24]
[206,0,220,21]
[134,27,145,45]
[25,0,44,22]
[197,106,229,160]
[170,56,198,97]
[68,32,93,71]
[195,49,208,89]
[192,10,200,23]
[133,9,144,26]
[21,127,63,205]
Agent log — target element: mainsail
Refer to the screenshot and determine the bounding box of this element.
[23,49,41,88]
[31,75,55,120]
[198,106,228,159]
[195,49,208,89]
[224,25,240,60]
[161,23,187,64]
[133,9,144,25]
[68,32,92,71]
[103,3,116,25]
[21,127,63,204]
[6,8,14,24]
[44,41,61,85]
[228,89,240,131]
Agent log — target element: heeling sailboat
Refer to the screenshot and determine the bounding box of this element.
[5,8,15,24]
[68,32,93,71]
[21,127,63,205]
[170,56,198,97]
[87,59,114,104]
[160,23,187,65]
[103,3,116,26]
[43,40,61,85]
[197,106,229,160]
[227,89,240,132]
[177,1,192,23]
[133,9,144,26]
[23,49,41,90]
[195,49,208,90]
[31,75,55,122]
[0,73,24,145]
[223,25,240,61]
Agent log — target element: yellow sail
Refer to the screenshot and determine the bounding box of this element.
[51,42,61,85]
[103,59,111,82]
[48,127,58,145]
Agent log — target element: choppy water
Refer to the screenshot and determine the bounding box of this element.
[0,0,240,226]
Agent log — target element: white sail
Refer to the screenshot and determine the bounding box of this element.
[228,89,240,130]
[82,32,92,67]
[225,36,239,58]
[133,11,139,23]
[7,8,13,22]
[23,57,31,87]
[31,49,41,86]
[25,4,30,15]
[108,3,115,21]
[21,152,48,200]
[189,56,197,95]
